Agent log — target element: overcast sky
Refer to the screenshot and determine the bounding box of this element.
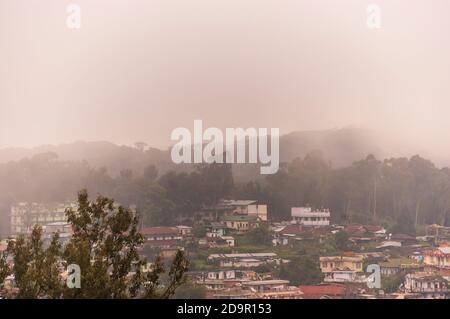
[1,0,450,152]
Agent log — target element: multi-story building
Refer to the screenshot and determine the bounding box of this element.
[291,207,331,226]
[189,200,268,223]
[10,202,76,235]
[140,227,182,248]
[207,252,281,268]
[423,245,450,269]
[320,255,365,283]
[404,272,448,299]
[222,215,259,232]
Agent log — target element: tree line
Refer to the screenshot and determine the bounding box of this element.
[2,151,450,230]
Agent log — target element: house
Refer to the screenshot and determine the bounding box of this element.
[320,255,366,283]
[222,215,259,232]
[199,236,235,248]
[376,241,402,250]
[291,207,330,226]
[426,224,450,241]
[242,279,290,293]
[390,234,417,246]
[298,284,348,299]
[206,222,228,237]
[191,200,268,223]
[225,279,303,299]
[404,272,448,299]
[141,227,182,248]
[423,244,450,269]
[212,288,253,299]
[379,258,423,277]
[176,225,192,237]
[221,236,235,247]
[207,253,281,268]
[365,225,387,238]
[272,224,333,246]
[198,279,225,290]
[207,270,238,280]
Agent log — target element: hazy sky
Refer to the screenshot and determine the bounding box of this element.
[1,0,450,151]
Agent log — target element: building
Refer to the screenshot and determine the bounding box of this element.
[291,207,330,226]
[199,235,235,248]
[404,272,448,299]
[241,279,289,293]
[206,222,228,237]
[212,288,253,299]
[176,225,192,236]
[320,255,365,283]
[379,258,423,277]
[191,200,268,223]
[240,280,303,299]
[141,227,182,248]
[298,284,348,299]
[207,270,238,280]
[207,252,281,268]
[10,202,76,235]
[423,245,450,269]
[222,215,259,232]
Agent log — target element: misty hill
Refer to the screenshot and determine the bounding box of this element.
[0,128,387,181]
[279,127,383,167]
[0,141,173,176]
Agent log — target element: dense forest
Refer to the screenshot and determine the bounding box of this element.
[1,148,450,236]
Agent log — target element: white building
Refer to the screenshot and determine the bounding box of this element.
[404,272,448,299]
[10,202,76,235]
[291,207,330,226]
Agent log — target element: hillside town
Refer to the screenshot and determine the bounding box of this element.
[2,199,450,299]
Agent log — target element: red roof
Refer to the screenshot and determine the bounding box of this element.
[280,225,306,235]
[141,227,179,236]
[365,225,384,232]
[298,284,347,299]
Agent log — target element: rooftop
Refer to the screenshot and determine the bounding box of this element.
[222,215,258,222]
[140,227,179,236]
[242,280,289,286]
[299,284,347,299]
[379,258,421,268]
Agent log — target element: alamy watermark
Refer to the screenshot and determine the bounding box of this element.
[170,120,280,174]
[366,3,381,29]
[366,264,381,289]
[66,3,81,29]
[66,264,81,288]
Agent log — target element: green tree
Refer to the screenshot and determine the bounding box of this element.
[192,225,207,238]
[334,231,350,251]
[246,224,271,246]
[7,226,62,298]
[0,250,9,288]
[4,190,189,299]
[63,189,189,298]
[278,256,323,285]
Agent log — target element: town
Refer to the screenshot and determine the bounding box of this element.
[2,198,449,299]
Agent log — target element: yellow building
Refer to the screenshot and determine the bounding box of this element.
[320,256,363,272]
[221,215,259,231]
[320,255,365,283]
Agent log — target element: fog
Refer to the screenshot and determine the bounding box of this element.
[1,0,450,162]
